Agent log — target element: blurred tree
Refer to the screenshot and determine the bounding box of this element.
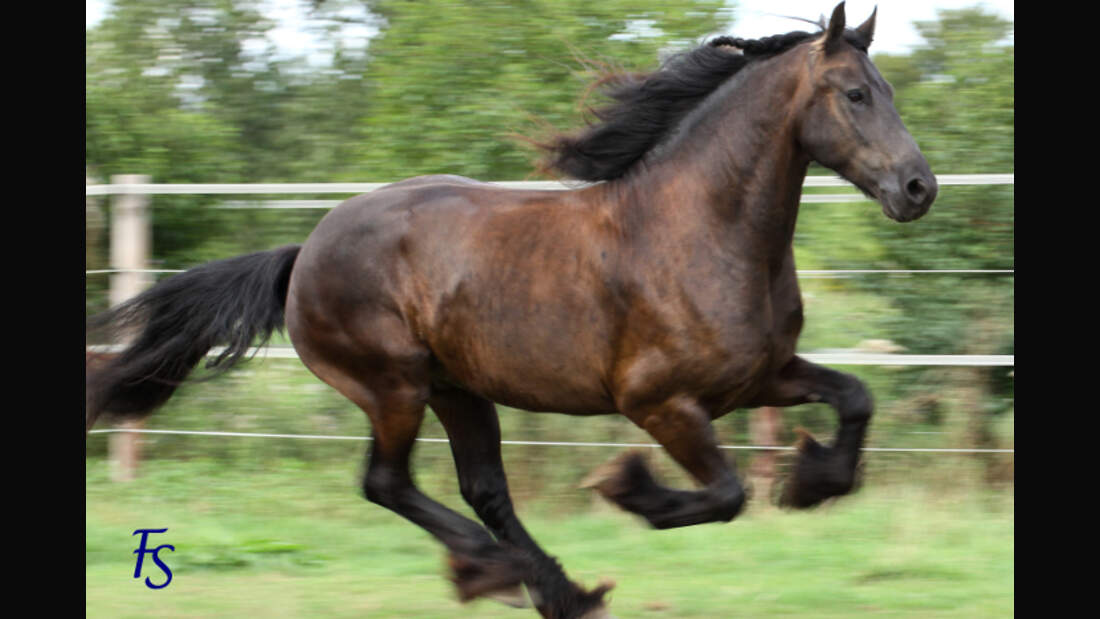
[863,8,1014,455]
[867,7,1013,355]
[86,0,263,182]
[86,0,376,268]
[353,0,733,181]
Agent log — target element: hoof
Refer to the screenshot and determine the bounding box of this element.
[578,579,617,619]
[531,577,615,619]
[776,428,858,510]
[448,544,529,603]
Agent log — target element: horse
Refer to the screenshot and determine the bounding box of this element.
[86,4,936,617]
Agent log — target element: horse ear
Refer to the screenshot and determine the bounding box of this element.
[856,6,877,47]
[824,2,847,55]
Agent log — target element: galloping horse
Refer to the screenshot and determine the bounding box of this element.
[87,4,936,617]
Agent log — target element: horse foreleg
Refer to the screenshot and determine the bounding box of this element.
[431,388,613,619]
[584,396,746,529]
[748,355,872,509]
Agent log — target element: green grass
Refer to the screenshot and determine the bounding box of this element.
[87,458,1013,618]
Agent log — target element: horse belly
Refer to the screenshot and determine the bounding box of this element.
[429,323,620,413]
[423,283,618,415]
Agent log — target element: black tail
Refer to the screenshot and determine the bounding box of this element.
[86,245,301,430]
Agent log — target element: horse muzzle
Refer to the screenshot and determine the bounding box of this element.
[880,163,937,223]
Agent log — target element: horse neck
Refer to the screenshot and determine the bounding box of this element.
[615,48,813,270]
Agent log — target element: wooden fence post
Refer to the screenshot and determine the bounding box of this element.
[107,175,153,482]
[749,407,783,500]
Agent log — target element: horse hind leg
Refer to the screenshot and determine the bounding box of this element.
[299,347,531,607]
[363,411,529,602]
[431,387,614,619]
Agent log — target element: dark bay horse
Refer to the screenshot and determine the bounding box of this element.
[86,4,936,617]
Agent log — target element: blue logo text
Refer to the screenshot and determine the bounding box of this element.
[132,528,174,589]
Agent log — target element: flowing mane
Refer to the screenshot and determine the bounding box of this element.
[538,27,872,182]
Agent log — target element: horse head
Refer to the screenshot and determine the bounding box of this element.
[798,2,937,222]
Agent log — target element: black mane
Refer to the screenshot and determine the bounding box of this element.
[539,27,870,182]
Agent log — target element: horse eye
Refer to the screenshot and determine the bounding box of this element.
[846,89,865,103]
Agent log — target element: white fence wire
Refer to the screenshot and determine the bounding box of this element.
[83,174,1015,195]
[84,343,1013,367]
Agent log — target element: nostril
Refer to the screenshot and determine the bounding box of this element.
[906,178,927,201]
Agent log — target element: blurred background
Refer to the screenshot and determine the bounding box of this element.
[86,1,1013,616]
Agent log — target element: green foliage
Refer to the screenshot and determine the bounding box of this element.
[355,0,732,180]
[866,8,1014,355]
[86,0,374,268]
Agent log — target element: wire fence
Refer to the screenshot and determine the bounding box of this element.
[86,174,1014,462]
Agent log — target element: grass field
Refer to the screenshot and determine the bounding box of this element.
[86,455,1013,618]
